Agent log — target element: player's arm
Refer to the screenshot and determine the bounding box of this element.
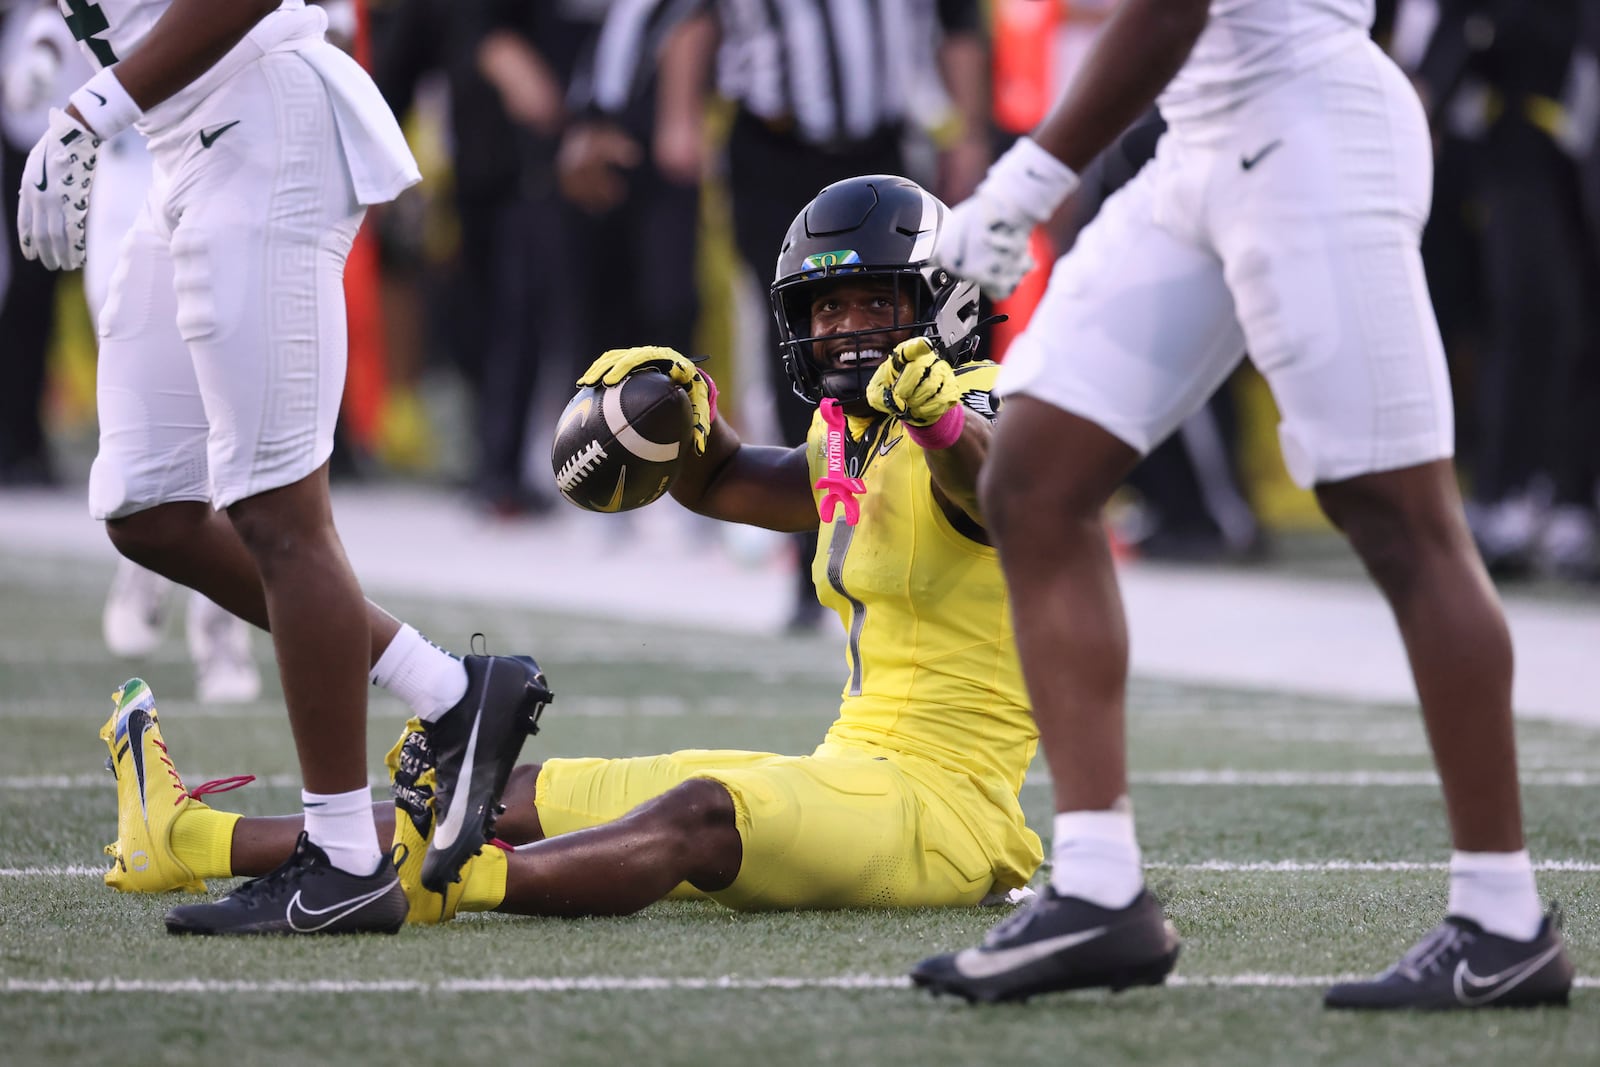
[671,420,819,533]
[868,339,990,528]
[574,346,819,532]
[936,0,1209,297]
[921,408,990,528]
[66,0,285,133]
[1027,0,1208,173]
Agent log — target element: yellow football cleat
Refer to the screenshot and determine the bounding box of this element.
[386,717,507,924]
[100,679,213,893]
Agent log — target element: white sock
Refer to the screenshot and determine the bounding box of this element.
[1448,850,1543,940]
[301,787,384,875]
[369,624,467,722]
[1049,804,1143,909]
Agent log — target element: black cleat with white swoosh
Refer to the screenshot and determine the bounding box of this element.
[1324,907,1573,1010]
[164,833,407,935]
[910,888,1181,1003]
[421,653,552,893]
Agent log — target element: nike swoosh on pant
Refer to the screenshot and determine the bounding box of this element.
[952,925,1110,979]
[1453,944,1564,1005]
[430,664,493,849]
[286,884,396,933]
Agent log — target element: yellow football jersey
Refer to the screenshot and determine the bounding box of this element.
[805,360,1037,800]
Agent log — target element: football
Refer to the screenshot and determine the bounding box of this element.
[550,369,692,512]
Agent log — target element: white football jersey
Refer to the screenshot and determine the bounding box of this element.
[53,0,323,130]
[1158,0,1377,125]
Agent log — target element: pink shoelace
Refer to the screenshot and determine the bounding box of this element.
[153,734,255,806]
[814,398,865,525]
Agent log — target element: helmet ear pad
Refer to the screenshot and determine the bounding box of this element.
[925,266,982,363]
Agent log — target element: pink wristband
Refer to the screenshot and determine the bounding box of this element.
[904,405,964,450]
[696,367,719,425]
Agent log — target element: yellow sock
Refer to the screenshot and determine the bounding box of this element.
[170,806,242,880]
[459,845,508,912]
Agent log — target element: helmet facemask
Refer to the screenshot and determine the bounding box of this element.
[769,175,984,411]
[772,263,981,411]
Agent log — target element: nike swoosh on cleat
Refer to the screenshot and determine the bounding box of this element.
[1453,944,1565,1006]
[430,664,494,850]
[951,925,1110,980]
[129,714,150,824]
[285,884,398,933]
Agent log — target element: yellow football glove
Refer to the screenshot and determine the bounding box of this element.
[867,337,961,427]
[576,345,714,454]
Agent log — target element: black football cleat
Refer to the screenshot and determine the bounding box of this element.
[1324,907,1573,1010]
[911,888,1181,1003]
[164,833,407,935]
[421,653,552,892]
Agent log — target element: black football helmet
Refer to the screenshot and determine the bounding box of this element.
[771,175,982,406]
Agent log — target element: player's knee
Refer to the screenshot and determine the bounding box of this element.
[106,504,204,568]
[1318,485,1450,594]
[659,779,740,879]
[226,494,332,576]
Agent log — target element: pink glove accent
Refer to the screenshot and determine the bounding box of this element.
[697,367,718,425]
[814,399,865,525]
[904,405,964,450]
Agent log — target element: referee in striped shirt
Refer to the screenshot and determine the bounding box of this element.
[572,0,988,630]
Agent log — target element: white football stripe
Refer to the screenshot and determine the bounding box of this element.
[910,186,940,262]
[602,384,680,463]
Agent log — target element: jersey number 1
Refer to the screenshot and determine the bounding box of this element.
[63,0,118,66]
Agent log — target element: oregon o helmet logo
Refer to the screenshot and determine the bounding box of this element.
[802,249,862,275]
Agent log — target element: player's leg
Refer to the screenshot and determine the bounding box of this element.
[85,126,534,886]
[135,54,404,934]
[1211,40,1571,1008]
[913,152,1239,1001]
[496,750,996,917]
[497,779,741,917]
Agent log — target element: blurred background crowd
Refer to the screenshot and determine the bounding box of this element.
[2,0,1597,635]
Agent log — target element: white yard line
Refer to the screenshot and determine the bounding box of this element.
[1,485,1596,726]
[11,859,1600,878]
[1026,770,1600,787]
[14,768,1600,791]
[1,974,1593,994]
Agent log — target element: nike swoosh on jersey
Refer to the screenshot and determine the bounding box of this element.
[951,925,1110,979]
[878,433,903,457]
[285,883,398,933]
[199,121,241,149]
[1240,139,1283,171]
[1452,943,1565,1006]
[429,667,492,850]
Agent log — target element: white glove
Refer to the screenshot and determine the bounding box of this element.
[935,137,1080,300]
[2,43,61,115]
[16,108,100,272]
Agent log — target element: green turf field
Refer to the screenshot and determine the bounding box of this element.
[2,549,1595,1066]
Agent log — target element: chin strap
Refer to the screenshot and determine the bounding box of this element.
[814,399,866,525]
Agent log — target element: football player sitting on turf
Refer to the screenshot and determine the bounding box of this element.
[98,175,1047,923]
